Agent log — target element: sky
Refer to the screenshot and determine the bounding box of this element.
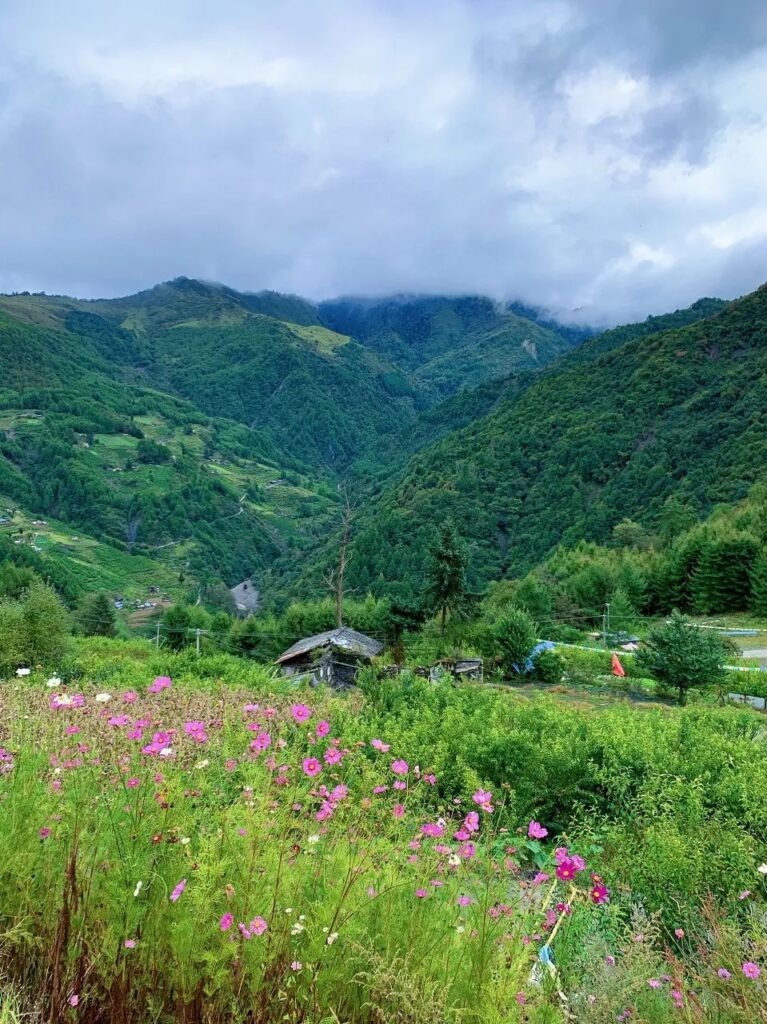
[1,0,766,324]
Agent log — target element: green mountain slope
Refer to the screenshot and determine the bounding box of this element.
[340,284,767,600]
[318,295,577,399]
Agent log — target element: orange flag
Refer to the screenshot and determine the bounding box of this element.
[611,653,626,677]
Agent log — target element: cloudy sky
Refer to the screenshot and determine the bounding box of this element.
[1,0,766,323]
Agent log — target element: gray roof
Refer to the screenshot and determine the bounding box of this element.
[276,627,383,664]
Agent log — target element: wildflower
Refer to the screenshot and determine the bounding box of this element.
[65,726,79,735]
[532,872,550,886]
[123,690,138,703]
[68,994,79,1007]
[225,759,237,772]
[647,979,661,989]
[717,968,731,979]
[421,822,444,838]
[307,834,320,844]
[124,939,136,949]
[605,955,615,966]
[220,913,233,931]
[39,827,51,839]
[290,961,302,971]
[415,888,428,898]
[743,962,761,979]
[250,731,272,753]
[16,668,31,677]
[324,747,342,765]
[528,820,548,839]
[459,842,475,859]
[303,757,322,778]
[674,928,685,939]
[591,884,609,904]
[290,921,305,935]
[391,759,409,776]
[515,992,527,1005]
[556,859,578,881]
[95,692,111,703]
[133,881,143,897]
[373,785,389,794]
[148,676,172,693]
[472,788,493,812]
[739,890,750,900]
[46,677,61,687]
[326,931,338,945]
[393,780,407,790]
[291,703,311,723]
[371,738,390,752]
[316,721,330,738]
[464,811,480,833]
[758,863,767,875]
[457,895,472,906]
[126,777,140,788]
[393,803,405,819]
[170,879,187,903]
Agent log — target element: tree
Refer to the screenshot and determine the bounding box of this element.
[612,518,650,550]
[636,611,730,705]
[608,587,637,635]
[492,606,537,676]
[424,521,468,635]
[77,593,117,637]
[163,603,192,651]
[750,552,767,616]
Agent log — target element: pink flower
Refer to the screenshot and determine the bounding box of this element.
[457,895,472,906]
[458,842,475,859]
[371,738,390,752]
[65,725,79,735]
[674,928,685,939]
[290,961,302,971]
[250,916,268,935]
[717,968,731,979]
[391,759,409,776]
[249,731,271,754]
[415,888,428,898]
[393,804,405,819]
[591,884,609,904]
[108,715,130,727]
[556,859,577,881]
[220,913,234,932]
[532,872,550,886]
[291,704,311,723]
[472,788,494,812]
[39,827,51,839]
[647,979,661,989]
[420,822,444,838]
[124,939,136,949]
[743,962,761,979]
[324,747,342,765]
[302,757,322,778]
[225,759,237,772]
[464,811,480,834]
[122,690,138,703]
[393,780,406,790]
[126,778,140,788]
[68,995,79,1007]
[316,721,330,738]
[528,820,548,839]
[148,676,172,694]
[739,890,750,900]
[170,879,187,902]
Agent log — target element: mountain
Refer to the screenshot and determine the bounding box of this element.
[318,294,579,399]
[337,285,765,600]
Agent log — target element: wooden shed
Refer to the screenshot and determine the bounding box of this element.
[275,627,383,689]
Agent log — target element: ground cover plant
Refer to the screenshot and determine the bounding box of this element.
[0,646,765,1021]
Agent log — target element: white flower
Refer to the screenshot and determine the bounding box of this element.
[448,854,461,867]
[326,932,339,945]
[456,925,465,934]
[290,922,305,935]
[159,747,174,758]
[16,668,31,677]
[133,881,143,897]
[758,864,767,875]
[95,692,111,703]
[47,677,61,688]
[307,834,320,845]
[55,694,73,707]
[195,759,210,769]
[284,907,294,914]
[180,837,191,845]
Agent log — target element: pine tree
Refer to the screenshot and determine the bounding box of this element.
[78,593,117,637]
[750,551,767,616]
[608,587,637,635]
[425,521,468,635]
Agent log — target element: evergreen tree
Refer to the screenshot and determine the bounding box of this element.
[424,521,468,635]
[491,606,537,676]
[637,611,729,705]
[163,603,192,651]
[750,551,767,616]
[78,593,117,637]
[608,587,637,635]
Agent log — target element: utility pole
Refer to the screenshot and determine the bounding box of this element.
[602,603,611,648]
[155,620,161,650]
[195,628,201,657]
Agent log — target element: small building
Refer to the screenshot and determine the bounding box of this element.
[276,627,383,689]
[429,657,484,683]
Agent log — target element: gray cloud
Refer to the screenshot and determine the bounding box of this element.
[0,0,765,324]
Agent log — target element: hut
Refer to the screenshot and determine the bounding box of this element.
[275,627,383,689]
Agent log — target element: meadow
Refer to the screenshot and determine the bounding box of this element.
[0,641,765,1023]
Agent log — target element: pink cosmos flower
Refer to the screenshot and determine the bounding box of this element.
[225,759,237,772]
[324,747,342,765]
[743,962,761,979]
[68,995,79,1007]
[532,872,550,886]
[316,721,330,738]
[472,788,493,812]
[291,704,311,723]
[421,822,444,838]
[65,725,80,735]
[373,785,389,794]
[303,757,322,778]
[528,820,548,839]
[457,895,472,906]
[415,888,428,898]
[556,859,577,881]
[391,759,409,776]
[250,731,271,753]
[148,676,172,694]
[122,691,138,703]
[124,939,136,949]
[108,715,130,727]
[39,827,51,839]
[674,928,685,939]
[393,780,407,790]
[290,961,302,971]
[170,879,187,902]
[464,811,480,834]
[393,803,405,818]
[126,778,140,788]
[454,828,470,841]
[371,738,390,752]
[647,979,661,989]
[250,916,268,935]
[459,842,475,859]
[717,968,731,979]
[220,913,234,932]
[591,884,609,904]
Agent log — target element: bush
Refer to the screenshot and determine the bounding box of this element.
[491,606,537,675]
[637,611,731,704]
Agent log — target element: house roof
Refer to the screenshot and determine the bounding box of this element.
[276,627,383,665]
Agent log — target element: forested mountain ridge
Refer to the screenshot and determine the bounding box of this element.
[337,284,766,601]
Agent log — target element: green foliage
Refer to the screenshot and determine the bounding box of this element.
[135,438,170,464]
[0,581,69,672]
[163,603,192,651]
[491,606,537,674]
[424,522,468,633]
[77,592,117,637]
[636,611,731,704]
